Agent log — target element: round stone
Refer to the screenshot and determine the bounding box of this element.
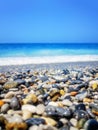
[22,104,36,113]
[62,99,72,107]
[36,104,45,115]
[3,81,18,89]
[10,97,20,110]
[8,115,23,123]
[84,119,98,130]
[1,103,10,113]
[22,110,32,120]
[70,118,78,127]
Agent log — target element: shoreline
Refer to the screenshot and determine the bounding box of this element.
[0,61,98,73]
[0,55,98,66]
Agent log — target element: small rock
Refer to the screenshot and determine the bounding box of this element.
[25,118,46,126]
[25,93,38,103]
[70,91,78,96]
[89,80,98,87]
[29,125,38,130]
[36,104,45,115]
[75,103,86,111]
[4,91,15,99]
[60,118,68,124]
[10,96,20,110]
[1,103,10,113]
[77,118,86,129]
[48,102,59,107]
[42,117,57,126]
[51,93,60,101]
[92,83,98,90]
[76,91,88,101]
[83,98,93,103]
[22,110,32,120]
[70,118,77,127]
[60,89,65,96]
[22,104,36,113]
[62,99,72,106]
[70,126,78,130]
[0,100,5,107]
[84,119,98,130]
[8,115,23,123]
[3,81,18,89]
[6,122,27,130]
[49,89,59,97]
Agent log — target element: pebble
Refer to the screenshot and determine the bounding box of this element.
[1,103,10,113]
[92,83,98,90]
[0,100,5,107]
[36,104,45,115]
[74,110,89,120]
[23,93,38,104]
[70,91,78,96]
[3,81,18,89]
[70,126,78,130]
[29,125,38,130]
[60,89,65,96]
[8,114,23,123]
[6,122,27,130]
[10,96,20,110]
[4,91,15,99]
[22,110,32,120]
[42,117,57,126]
[62,99,72,106]
[76,91,88,101]
[48,101,59,107]
[22,104,36,113]
[84,119,98,130]
[60,118,68,124]
[25,118,46,126]
[75,103,86,111]
[70,118,78,127]
[77,118,86,129]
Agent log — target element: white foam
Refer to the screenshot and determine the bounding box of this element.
[0,55,98,66]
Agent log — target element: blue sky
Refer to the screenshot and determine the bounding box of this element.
[0,0,98,43]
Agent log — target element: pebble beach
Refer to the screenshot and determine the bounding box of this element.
[0,61,98,130]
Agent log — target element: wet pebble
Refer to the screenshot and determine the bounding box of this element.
[7,114,23,123]
[36,104,45,115]
[84,119,98,130]
[70,118,77,127]
[22,110,32,120]
[3,81,18,89]
[10,96,20,110]
[42,117,57,126]
[25,118,46,126]
[1,103,10,113]
[75,103,86,111]
[62,99,72,107]
[74,110,89,120]
[76,90,88,101]
[22,104,36,113]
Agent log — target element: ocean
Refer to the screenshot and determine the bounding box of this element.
[0,43,98,65]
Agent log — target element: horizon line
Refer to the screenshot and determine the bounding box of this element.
[0,42,98,44]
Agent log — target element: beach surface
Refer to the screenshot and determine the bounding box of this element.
[0,61,98,130]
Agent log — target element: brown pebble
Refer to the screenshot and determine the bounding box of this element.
[70,91,78,96]
[51,93,60,101]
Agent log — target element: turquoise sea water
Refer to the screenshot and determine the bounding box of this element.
[0,43,98,57]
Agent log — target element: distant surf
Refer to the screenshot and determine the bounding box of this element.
[0,43,98,65]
